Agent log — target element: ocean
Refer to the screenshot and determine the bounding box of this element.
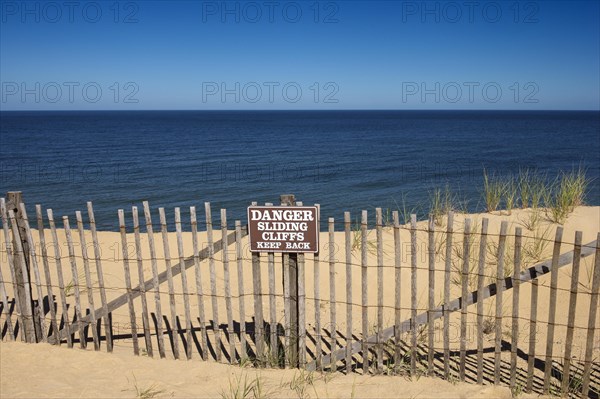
[1,110,598,230]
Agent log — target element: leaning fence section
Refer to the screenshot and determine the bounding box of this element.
[0,195,599,398]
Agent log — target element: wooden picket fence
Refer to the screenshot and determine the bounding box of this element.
[0,193,599,398]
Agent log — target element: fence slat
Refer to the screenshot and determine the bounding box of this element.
[221,209,236,363]
[158,207,179,360]
[329,217,337,370]
[298,252,306,368]
[393,211,401,371]
[267,248,276,364]
[283,252,290,367]
[427,214,435,375]
[361,210,369,375]
[410,214,417,377]
[142,202,166,358]
[376,209,384,374]
[205,202,222,362]
[75,211,100,350]
[526,262,538,392]
[62,215,86,349]
[235,220,247,362]
[175,207,193,360]
[0,261,14,340]
[510,227,522,387]
[47,209,72,347]
[443,212,454,379]
[459,218,472,382]
[87,202,112,352]
[36,205,57,344]
[561,230,582,394]
[252,250,265,363]
[133,207,153,357]
[345,211,353,374]
[1,199,23,342]
[118,209,139,355]
[314,206,322,371]
[19,205,47,342]
[476,218,489,384]
[581,232,600,397]
[191,207,208,360]
[494,221,508,385]
[543,226,564,393]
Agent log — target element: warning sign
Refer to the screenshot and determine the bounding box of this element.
[247,206,319,253]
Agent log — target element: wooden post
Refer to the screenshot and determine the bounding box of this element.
[329,217,337,370]
[581,232,600,397]
[543,226,563,393]
[47,209,72,348]
[459,218,472,382]
[443,212,454,379]
[361,210,369,375]
[158,207,179,359]
[280,194,298,368]
[63,215,86,349]
[118,209,139,355]
[205,202,222,362]
[87,202,112,352]
[36,205,58,344]
[142,201,166,358]
[314,205,322,371]
[5,193,36,342]
[476,218,489,384]
[220,209,236,363]
[410,214,417,377]
[175,208,194,360]
[427,214,435,375]
[235,220,247,362]
[75,211,100,350]
[132,207,153,357]
[494,221,508,385]
[191,207,209,360]
[393,211,401,371]
[561,231,582,394]
[376,209,384,374]
[510,227,522,387]
[1,199,23,342]
[345,211,353,374]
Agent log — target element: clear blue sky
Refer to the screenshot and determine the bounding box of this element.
[1,0,598,110]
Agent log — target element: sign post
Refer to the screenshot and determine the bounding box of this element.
[247,194,318,367]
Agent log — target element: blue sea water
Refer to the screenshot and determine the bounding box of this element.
[1,111,599,230]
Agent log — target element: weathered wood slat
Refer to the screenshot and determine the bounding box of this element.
[376,209,384,374]
[118,209,139,355]
[175,207,193,360]
[36,205,58,344]
[443,212,454,378]
[87,202,113,352]
[158,207,179,359]
[314,205,322,371]
[561,231,582,394]
[345,211,353,374]
[235,220,247,362]
[252,250,265,363]
[581,233,600,397]
[361,210,368,375]
[494,221,508,385]
[329,217,337,369]
[459,218,472,382]
[526,263,538,393]
[191,207,208,360]
[220,209,236,363]
[62,215,86,349]
[1,199,24,342]
[19,204,47,342]
[264,202,277,366]
[476,218,489,384]
[410,214,417,377]
[309,236,598,374]
[393,211,401,370]
[142,201,166,358]
[283,252,290,367]
[543,226,563,392]
[298,252,306,368]
[133,207,153,357]
[205,202,222,362]
[0,244,15,340]
[510,227,522,387]
[75,211,100,350]
[427,214,435,375]
[47,209,72,347]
